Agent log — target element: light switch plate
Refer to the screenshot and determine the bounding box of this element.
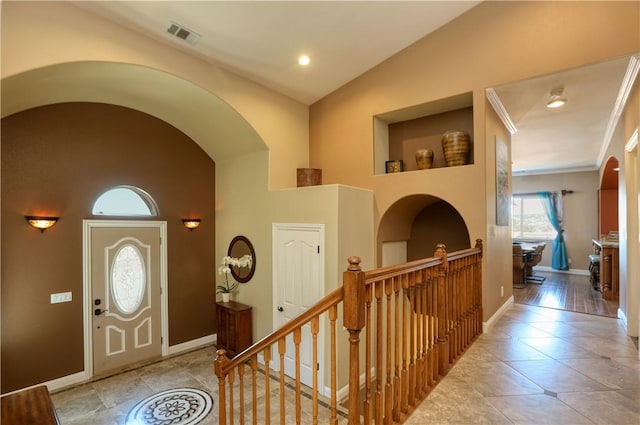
[51,292,72,304]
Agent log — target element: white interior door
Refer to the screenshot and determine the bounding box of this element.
[90,224,163,376]
[273,223,324,389]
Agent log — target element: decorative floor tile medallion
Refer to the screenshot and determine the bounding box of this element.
[126,388,213,425]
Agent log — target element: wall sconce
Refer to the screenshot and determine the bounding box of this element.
[182,218,201,231]
[25,216,59,232]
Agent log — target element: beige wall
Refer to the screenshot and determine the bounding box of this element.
[608,62,640,337]
[309,1,640,320]
[485,98,514,318]
[1,1,309,190]
[512,172,600,272]
[1,0,311,392]
[267,184,374,392]
[3,0,640,394]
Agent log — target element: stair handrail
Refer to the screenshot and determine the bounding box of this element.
[216,285,344,374]
[215,240,484,425]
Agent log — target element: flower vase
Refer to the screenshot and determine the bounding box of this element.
[222,293,230,303]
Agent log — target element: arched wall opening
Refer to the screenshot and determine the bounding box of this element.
[599,156,619,238]
[0,56,311,391]
[377,194,471,267]
[0,61,268,163]
[0,101,218,393]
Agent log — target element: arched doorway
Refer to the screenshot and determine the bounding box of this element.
[599,156,619,238]
[377,194,471,267]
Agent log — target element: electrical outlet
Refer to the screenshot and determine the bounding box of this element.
[51,292,72,304]
[568,258,572,264]
[501,286,504,297]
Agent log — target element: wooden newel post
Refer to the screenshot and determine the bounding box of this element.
[214,349,229,425]
[434,244,449,377]
[474,239,484,335]
[343,256,365,425]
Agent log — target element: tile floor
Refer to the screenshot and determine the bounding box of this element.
[51,302,640,424]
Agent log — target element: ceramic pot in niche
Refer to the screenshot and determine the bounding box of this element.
[415,149,434,170]
[441,130,471,166]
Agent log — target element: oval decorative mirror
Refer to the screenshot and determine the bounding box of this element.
[227,235,256,283]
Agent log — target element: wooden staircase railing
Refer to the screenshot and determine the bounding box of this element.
[215,240,483,425]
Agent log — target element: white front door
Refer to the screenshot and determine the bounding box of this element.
[89,224,163,376]
[273,223,324,389]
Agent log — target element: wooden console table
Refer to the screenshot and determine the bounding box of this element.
[593,239,619,300]
[1,385,61,425]
[216,300,252,357]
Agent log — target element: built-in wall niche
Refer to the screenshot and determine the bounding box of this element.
[373,92,474,174]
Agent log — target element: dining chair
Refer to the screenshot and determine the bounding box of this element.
[513,244,527,289]
[526,243,546,284]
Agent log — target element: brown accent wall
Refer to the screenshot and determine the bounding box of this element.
[1,102,216,393]
[599,189,619,236]
[407,201,471,260]
[389,107,474,172]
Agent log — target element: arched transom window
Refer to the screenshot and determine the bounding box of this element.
[92,185,159,217]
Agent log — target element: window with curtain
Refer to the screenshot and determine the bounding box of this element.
[511,195,555,239]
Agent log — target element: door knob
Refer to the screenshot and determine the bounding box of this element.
[94,308,108,316]
[277,306,284,312]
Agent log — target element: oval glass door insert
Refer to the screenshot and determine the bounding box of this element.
[111,244,146,314]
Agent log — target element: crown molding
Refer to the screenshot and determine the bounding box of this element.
[485,88,517,135]
[512,164,599,177]
[598,55,640,164]
[625,128,638,153]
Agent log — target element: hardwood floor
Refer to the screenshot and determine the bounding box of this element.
[513,270,619,317]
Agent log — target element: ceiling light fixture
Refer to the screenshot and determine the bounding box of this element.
[546,87,567,109]
[298,55,311,66]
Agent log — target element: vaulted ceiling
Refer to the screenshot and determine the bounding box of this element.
[28,2,640,174]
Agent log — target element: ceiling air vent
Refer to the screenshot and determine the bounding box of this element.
[167,22,201,45]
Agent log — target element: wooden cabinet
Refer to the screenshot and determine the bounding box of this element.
[1,386,61,425]
[216,301,252,357]
[593,239,619,301]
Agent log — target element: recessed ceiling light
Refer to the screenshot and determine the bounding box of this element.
[298,55,311,66]
[546,87,567,108]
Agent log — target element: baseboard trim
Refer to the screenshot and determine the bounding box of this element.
[483,296,513,333]
[167,334,216,356]
[618,308,628,329]
[4,371,90,396]
[333,368,373,402]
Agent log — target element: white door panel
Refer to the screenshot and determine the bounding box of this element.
[91,226,162,376]
[273,224,324,388]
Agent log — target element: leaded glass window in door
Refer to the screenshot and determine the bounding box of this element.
[111,244,146,314]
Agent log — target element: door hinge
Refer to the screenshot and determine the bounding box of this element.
[161,336,164,344]
[317,245,320,254]
[317,362,320,371]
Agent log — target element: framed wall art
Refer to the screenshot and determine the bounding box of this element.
[495,136,510,226]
